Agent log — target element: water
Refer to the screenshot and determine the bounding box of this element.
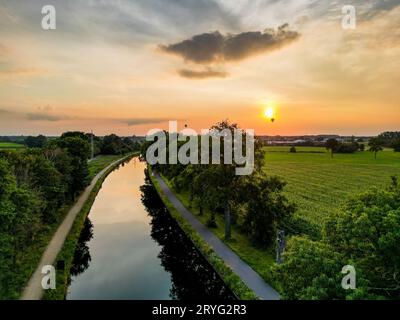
[66,158,234,300]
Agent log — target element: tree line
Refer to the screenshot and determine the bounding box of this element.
[325,131,400,159]
[22,132,141,155]
[0,131,139,299]
[143,120,295,247]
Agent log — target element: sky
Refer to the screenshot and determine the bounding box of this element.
[0,0,399,136]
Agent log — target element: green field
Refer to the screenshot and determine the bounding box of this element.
[88,155,125,179]
[0,142,25,149]
[263,146,400,231]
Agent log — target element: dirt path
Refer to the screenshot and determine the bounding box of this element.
[21,156,130,300]
[153,171,280,300]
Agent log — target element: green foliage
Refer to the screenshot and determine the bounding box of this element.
[377,131,400,147]
[392,139,400,152]
[56,135,90,198]
[241,174,295,246]
[149,167,258,300]
[24,135,47,148]
[289,146,297,153]
[101,134,140,155]
[273,236,344,300]
[325,138,340,158]
[276,179,400,300]
[368,137,384,159]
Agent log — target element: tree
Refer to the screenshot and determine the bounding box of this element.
[325,138,340,158]
[289,146,297,153]
[57,136,90,199]
[392,139,400,152]
[24,135,47,148]
[241,174,295,246]
[273,236,344,300]
[275,179,400,300]
[368,137,383,159]
[377,131,400,147]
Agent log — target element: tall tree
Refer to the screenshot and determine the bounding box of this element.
[325,138,340,158]
[368,137,384,159]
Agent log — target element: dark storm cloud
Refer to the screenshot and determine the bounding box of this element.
[178,68,228,79]
[160,24,300,64]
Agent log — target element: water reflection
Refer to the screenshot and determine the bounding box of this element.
[140,170,235,300]
[70,219,93,277]
[67,158,234,300]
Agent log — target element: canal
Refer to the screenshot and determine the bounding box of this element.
[67,157,234,300]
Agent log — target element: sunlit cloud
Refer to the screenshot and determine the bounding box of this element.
[178,68,229,79]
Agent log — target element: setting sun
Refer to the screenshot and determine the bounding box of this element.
[264,106,275,122]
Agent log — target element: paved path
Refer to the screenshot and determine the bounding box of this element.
[21,156,130,300]
[153,171,280,300]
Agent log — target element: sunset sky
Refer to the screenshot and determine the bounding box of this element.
[0,0,399,136]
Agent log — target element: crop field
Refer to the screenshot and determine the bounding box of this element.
[0,142,25,149]
[263,146,400,229]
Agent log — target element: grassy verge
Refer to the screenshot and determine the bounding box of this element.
[158,172,278,292]
[88,155,123,179]
[41,153,137,300]
[149,166,258,300]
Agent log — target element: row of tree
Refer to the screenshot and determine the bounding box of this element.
[275,177,400,300]
[144,120,295,247]
[0,132,91,298]
[23,133,141,156]
[325,132,400,159]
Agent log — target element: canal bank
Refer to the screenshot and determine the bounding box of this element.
[38,153,137,300]
[148,167,275,300]
[45,158,234,299]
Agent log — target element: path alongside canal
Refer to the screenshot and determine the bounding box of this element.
[21,155,131,300]
[153,171,280,300]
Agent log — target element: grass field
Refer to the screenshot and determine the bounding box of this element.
[156,146,400,295]
[263,146,400,230]
[88,155,125,179]
[0,142,25,149]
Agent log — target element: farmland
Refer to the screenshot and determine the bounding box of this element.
[263,146,400,231]
[0,142,25,149]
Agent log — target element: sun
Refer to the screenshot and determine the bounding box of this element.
[264,107,274,119]
[263,103,276,122]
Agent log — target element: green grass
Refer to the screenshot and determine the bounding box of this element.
[149,167,258,300]
[88,155,124,179]
[162,177,277,286]
[0,142,25,149]
[154,146,400,298]
[263,146,400,230]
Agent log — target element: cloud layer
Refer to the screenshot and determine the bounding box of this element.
[178,68,228,79]
[160,24,300,64]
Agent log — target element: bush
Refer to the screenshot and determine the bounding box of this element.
[275,179,400,300]
[290,146,297,153]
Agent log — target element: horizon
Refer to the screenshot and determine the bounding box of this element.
[1,1,399,136]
